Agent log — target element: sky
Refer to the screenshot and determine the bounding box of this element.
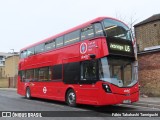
[0,0,159,52]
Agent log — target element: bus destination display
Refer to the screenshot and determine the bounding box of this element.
[109,43,131,52]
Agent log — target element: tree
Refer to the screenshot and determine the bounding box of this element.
[115,12,137,37]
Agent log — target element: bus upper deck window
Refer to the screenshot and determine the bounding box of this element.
[81,26,94,40]
[94,23,104,36]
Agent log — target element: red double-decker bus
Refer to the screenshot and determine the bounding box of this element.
[17,17,139,106]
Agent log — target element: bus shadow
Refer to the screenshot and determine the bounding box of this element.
[77,104,136,112]
[21,96,66,106]
[21,96,136,115]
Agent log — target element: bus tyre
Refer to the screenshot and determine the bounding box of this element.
[66,89,76,107]
[26,87,31,99]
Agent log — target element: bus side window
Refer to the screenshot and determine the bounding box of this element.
[64,30,80,45]
[22,71,26,82]
[45,41,55,51]
[81,26,94,41]
[56,36,64,48]
[49,67,52,80]
[35,44,45,54]
[20,50,27,58]
[27,47,35,57]
[53,64,62,80]
[19,71,25,82]
[39,67,49,81]
[20,52,23,58]
[81,60,97,81]
[34,69,39,81]
[26,69,34,82]
[94,23,104,36]
[63,62,80,84]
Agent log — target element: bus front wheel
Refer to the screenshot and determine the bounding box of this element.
[66,89,76,107]
[25,87,31,99]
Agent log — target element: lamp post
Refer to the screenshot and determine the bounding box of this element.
[10,49,14,54]
[0,68,2,78]
[10,49,15,88]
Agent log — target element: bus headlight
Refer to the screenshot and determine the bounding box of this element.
[102,84,112,93]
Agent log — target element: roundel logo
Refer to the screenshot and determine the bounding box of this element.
[43,87,47,94]
[80,42,87,54]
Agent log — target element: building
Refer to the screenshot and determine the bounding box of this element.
[0,55,5,78]
[0,66,5,78]
[0,52,13,78]
[0,52,12,67]
[134,14,160,52]
[5,54,19,78]
[134,14,160,97]
[0,52,19,78]
[0,55,5,67]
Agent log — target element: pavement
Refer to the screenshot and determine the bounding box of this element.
[132,96,160,109]
[0,88,17,91]
[0,88,160,109]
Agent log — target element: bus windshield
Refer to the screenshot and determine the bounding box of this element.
[99,57,138,87]
[103,19,132,40]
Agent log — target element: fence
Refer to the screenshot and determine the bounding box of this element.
[8,76,17,88]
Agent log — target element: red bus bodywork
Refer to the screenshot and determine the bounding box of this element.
[17,17,139,106]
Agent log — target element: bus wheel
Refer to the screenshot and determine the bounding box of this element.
[66,89,76,107]
[26,87,31,99]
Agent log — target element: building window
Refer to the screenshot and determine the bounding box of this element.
[154,24,157,27]
[0,56,3,60]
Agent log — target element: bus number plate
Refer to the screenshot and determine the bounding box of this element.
[123,100,131,104]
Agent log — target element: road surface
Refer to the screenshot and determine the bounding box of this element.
[0,89,159,120]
